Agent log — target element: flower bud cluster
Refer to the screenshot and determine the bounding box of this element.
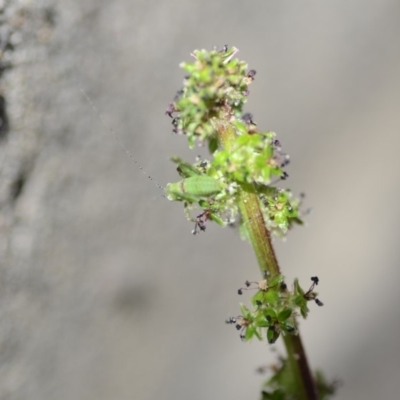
[166,46,255,149]
[227,275,323,344]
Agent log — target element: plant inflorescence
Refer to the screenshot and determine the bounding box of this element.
[164,45,337,400]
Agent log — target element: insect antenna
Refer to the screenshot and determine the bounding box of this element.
[77,84,165,195]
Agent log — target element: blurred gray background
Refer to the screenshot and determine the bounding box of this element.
[0,0,399,399]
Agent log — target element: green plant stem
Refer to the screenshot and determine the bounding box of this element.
[216,119,319,400]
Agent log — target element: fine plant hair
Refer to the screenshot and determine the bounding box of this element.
[82,46,338,400]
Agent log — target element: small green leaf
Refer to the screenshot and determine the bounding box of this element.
[254,312,269,328]
[293,278,305,296]
[251,290,265,305]
[264,289,280,306]
[268,274,284,288]
[293,295,309,319]
[244,326,256,341]
[240,303,251,318]
[278,308,292,322]
[208,136,219,154]
[264,308,277,321]
[233,120,248,135]
[267,327,280,344]
[253,328,262,341]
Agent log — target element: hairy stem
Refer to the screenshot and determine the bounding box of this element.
[216,119,318,400]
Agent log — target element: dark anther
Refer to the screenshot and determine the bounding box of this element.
[193,210,211,235]
[200,161,208,168]
[304,277,323,304]
[256,366,268,375]
[195,224,206,233]
[220,44,228,53]
[245,280,251,287]
[171,117,179,127]
[280,282,287,291]
[238,289,243,295]
[226,317,236,324]
[281,171,289,180]
[273,139,281,148]
[281,157,291,168]
[311,276,319,285]
[199,222,206,231]
[165,103,175,118]
[247,69,257,79]
[242,113,254,124]
[174,89,184,101]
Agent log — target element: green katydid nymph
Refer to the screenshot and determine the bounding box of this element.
[165,156,225,202]
[166,175,224,202]
[164,156,234,234]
